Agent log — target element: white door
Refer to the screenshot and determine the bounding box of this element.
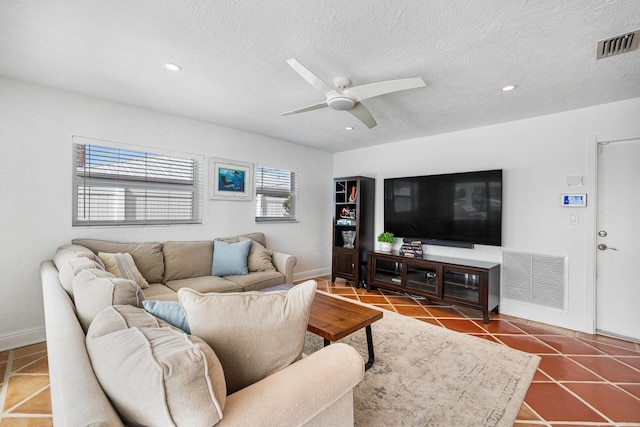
[596,138,640,342]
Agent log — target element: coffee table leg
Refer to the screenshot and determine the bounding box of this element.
[322,326,375,371]
[364,325,375,371]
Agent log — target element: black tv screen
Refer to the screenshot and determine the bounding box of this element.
[384,170,502,247]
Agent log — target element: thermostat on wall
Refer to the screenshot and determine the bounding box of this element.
[561,194,587,207]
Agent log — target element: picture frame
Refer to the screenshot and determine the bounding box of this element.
[208,157,254,201]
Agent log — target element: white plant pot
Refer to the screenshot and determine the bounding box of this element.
[379,242,392,252]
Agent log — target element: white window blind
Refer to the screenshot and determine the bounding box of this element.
[73,139,202,226]
[255,166,298,222]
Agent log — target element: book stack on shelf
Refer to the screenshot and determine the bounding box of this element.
[399,241,423,258]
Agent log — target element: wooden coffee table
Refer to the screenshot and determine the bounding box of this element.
[308,292,383,370]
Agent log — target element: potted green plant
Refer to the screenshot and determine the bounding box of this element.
[377,232,395,252]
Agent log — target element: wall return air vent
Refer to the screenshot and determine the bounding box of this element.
[596,29,639,59]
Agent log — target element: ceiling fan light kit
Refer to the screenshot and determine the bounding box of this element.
[281,58,425,129]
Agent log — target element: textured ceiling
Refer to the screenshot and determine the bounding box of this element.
[1,0,639,152]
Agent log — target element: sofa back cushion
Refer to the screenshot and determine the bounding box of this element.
[162,240,214,283]
[72,239,164,283]
[86,307,226,427]
[72,269,145,331]
[53,244,105,271]
[179,280,316,394]
[57,257,105,297]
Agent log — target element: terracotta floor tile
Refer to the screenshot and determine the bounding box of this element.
[564,382,640,422]
[618,383,640,399]
[524,382,607,423]
[1,362,6,384]
[578,333,639,351]
[516,402,543,421]
[578,338,640,356]
[476,319,525,334]
[537,355,603,381]
[570,355,640,383]
[371,304,395,311]
[12,355,48,375]
[392,304,430,317]
[0,418,53,427]
[12,344,47,359]
[511,322,564,336]
[357,295,388,304]
[470,334,501,344]
[436,318,486,334]
[496,335,559,354]
[0,351,9,364]
[9,387,51,415]
[615,356,640,370]
[532,369,553,382]
[537,336,605,355]
[423,306,464,318]
[3,376,49,412]
[381,295,419,305]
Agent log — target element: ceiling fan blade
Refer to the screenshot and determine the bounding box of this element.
[286,58,337,95]
[346,77,425,101]
[280,101,328,116]
[348,103,377,129]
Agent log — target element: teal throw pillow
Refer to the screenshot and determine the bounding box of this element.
[211,239,252,276]
[142,300,191,334]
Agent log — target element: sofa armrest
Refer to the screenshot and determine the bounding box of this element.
[41,261,124,427]
[271,250,297,284]
[219,343,364,427]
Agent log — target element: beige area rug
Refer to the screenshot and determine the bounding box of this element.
[304,303,540,427]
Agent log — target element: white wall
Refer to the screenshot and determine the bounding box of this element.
[0,77,333,351]
[334,97,640,334]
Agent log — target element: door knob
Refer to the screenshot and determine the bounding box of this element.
[597,244,618,251]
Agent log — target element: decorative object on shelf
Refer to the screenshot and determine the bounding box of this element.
[399,240,423,258]
[377,231,395,252]
[348,186,358,202]
[209,157,254,201]
[342,230,356,249]
[340,207,356,219]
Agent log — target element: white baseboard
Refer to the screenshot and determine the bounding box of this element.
[0,327,46,352]
[294,267,330,282]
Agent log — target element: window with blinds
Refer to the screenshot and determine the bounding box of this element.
[255,166,298,222]
[72,139,202,226]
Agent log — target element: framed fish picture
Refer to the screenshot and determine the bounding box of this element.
[209,157,254,201]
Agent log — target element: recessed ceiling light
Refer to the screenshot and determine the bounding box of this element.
[164,62,182,72]
[345,126,355,131]
[501,85,517,92]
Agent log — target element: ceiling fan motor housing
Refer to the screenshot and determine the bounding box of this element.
[327,96,356,110]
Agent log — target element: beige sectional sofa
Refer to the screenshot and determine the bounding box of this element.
[41,232,365,426]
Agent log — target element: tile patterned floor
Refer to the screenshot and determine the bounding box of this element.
[1,277,639,426]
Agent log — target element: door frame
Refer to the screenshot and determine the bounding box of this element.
[586,129,640,335]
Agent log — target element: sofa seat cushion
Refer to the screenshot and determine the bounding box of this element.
[72,239,164,283]
[224,271,286,291]
[86,306,226,427]
[165,276,243,294]
[72,269,145,331]
[179,280,317,394]
[143,283,178,301]
[162,240,214,283]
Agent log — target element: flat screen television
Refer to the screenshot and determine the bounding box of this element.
[384,169,502,247]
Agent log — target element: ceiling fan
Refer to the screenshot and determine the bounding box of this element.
[280,58,426,129]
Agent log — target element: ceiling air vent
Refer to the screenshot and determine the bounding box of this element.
[596,30,639,59]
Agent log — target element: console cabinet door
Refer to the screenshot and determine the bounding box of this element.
[405,260,442,296]
[442,266,485,305]
[334,249,357,280]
